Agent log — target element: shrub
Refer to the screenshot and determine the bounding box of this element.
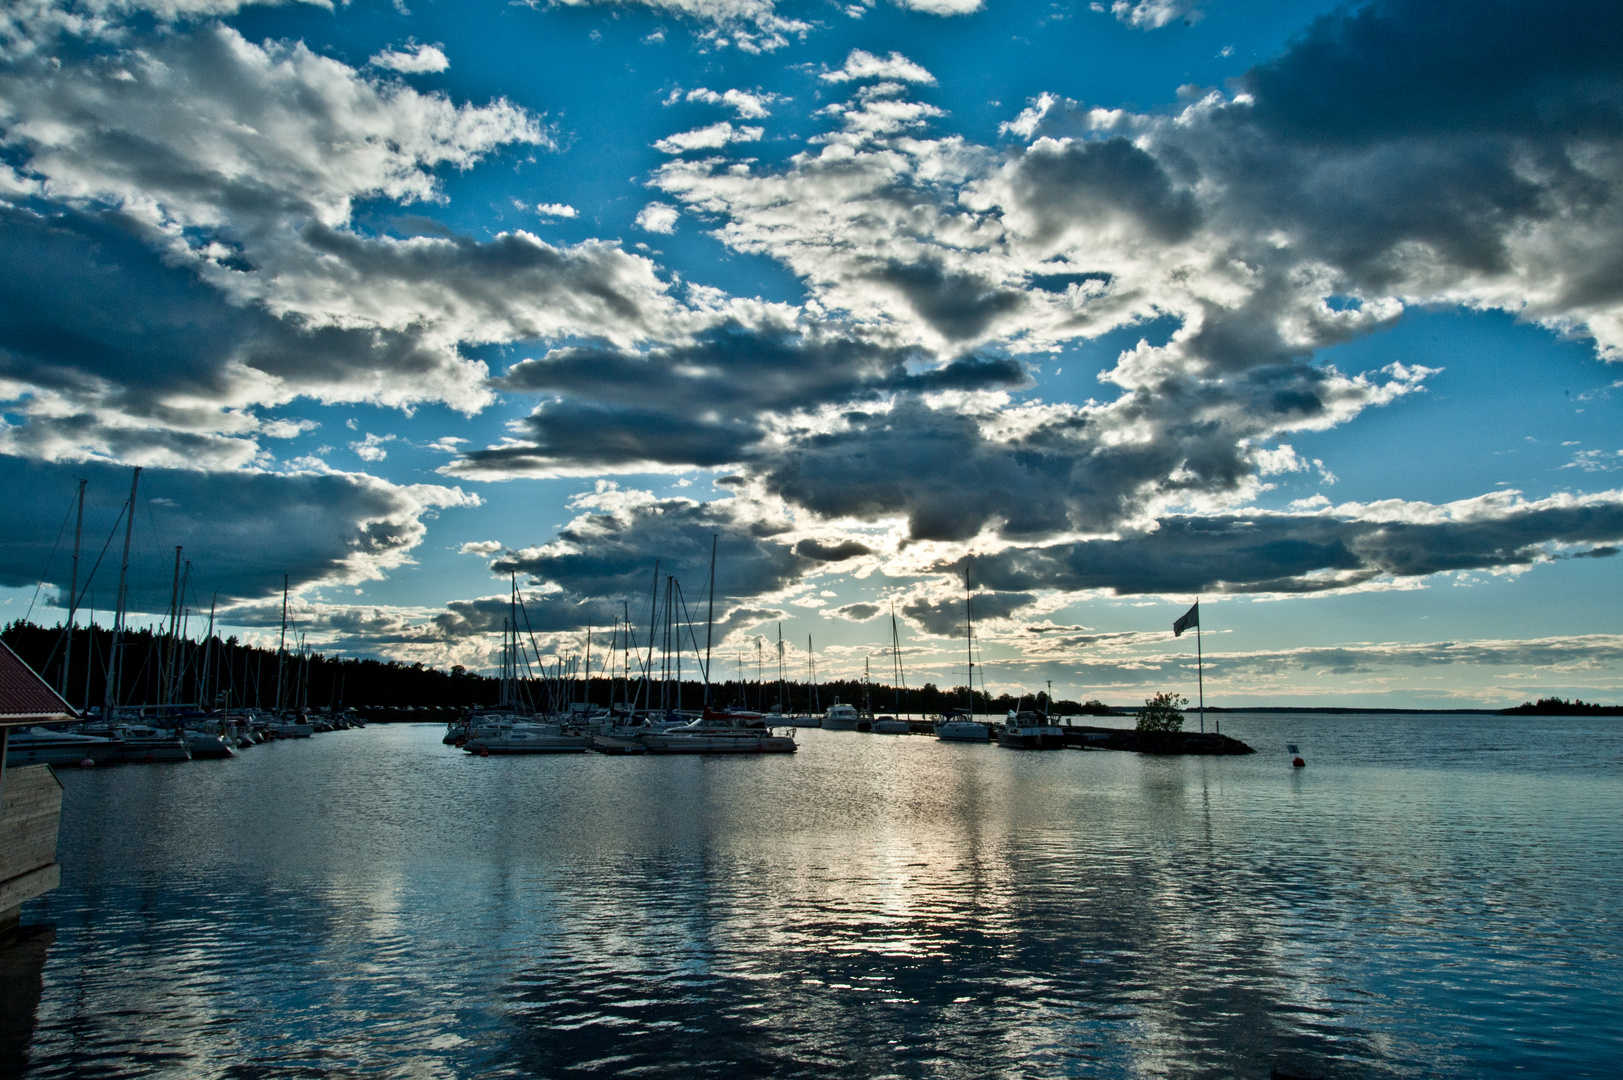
[1137,691,1187,733]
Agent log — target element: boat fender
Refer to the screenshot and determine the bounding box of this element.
[1292,756,1305,768]
[79,757,96,768]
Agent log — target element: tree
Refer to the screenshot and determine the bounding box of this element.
[1137,691,1187,733]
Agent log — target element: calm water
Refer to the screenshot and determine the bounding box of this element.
[10,714,1623,1078]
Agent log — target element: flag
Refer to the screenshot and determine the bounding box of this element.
[1173,601,1199,637]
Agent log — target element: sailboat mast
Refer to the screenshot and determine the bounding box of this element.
[162,545,182,707]
[61,478,86,698]
[704,533,716,706]
[808,634,819,713]
[777,622,785,713]
[275,573,289,712]
[203,593,216,709]
[965,565,973,717]
[104,466,140,715]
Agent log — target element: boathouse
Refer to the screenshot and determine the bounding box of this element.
[0,642,69,937]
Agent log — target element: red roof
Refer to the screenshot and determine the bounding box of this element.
[0,641,76,725]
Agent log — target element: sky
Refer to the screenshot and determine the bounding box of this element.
[1,0,1621,708]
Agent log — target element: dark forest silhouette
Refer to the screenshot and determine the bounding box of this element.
[2,618,1117,715]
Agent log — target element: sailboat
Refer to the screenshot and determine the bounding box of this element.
[936,567,992,742]
[872,606,912,733]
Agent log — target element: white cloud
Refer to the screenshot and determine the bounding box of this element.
[369,43,449,74]
[350,432,396,461]
[536,202,578,217]
[819,49,936,85]
[546,0,809,53]
[635,202,680,234]
[892,0,981,13]
[685,87,779,118]
[654,121,765,153]
[1111,0,1199,30]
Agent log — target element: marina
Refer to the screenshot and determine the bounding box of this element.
[5,714,1620,1078]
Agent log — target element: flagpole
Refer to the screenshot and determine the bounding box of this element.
[1195,598,1205,734]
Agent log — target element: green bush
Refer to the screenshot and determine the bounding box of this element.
[1137,691,1187,733]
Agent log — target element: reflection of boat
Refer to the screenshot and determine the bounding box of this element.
[935,712,991,742]
[821,701,862,731]
[4,726,117,766]
[998,710,1067,751]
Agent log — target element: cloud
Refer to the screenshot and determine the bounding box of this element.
[536,202,578,218]
[1110,0,1200,30]
[819,50,936,85]
[370,43,449,74]
[635,203,680,234]
[0,456,478,612]
[546,0,810,53]
[685,87,779,118]
[350,433,395,461]
[447,327,1026,479]
[0,25,727,465]
[957,489,1623,597]
[892,0,982,14]
[654,121,765,154]
[830,602,881,621]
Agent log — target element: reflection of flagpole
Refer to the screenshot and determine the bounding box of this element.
[1195,598,1204,734]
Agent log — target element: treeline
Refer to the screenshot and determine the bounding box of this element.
[1,618,1121,715]
[1,619,503,710]
[1501,696,1623,716]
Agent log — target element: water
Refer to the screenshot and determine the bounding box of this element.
[10,714,1623,1078]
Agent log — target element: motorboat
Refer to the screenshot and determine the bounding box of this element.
[642,726,797,754]
[871,716,911,734]
[4,727,118,766]
[639,714,797,754]
[821,701,866,732]
[109,724,192,763]
[180,728,236,759]
[935,712,991,742]
[997,710,1067,750]
[465,729,591,754]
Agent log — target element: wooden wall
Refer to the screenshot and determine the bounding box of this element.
[0,765,63,931]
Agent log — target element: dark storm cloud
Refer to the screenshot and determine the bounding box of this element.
[1004,137,1200,244]
[1241,0,1623,144]
[0,206,478,439]
[956,495,1623,596]
[759,361,1401,543]
[452,329,1028,476]
[864,259,1027,341]
[491,496,805,616]
[0,457,474,612]
[902,591,1038,636]
[830,602,881,621]
[793,538,873,562]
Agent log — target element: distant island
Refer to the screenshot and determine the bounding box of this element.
[1500,697,1623,716]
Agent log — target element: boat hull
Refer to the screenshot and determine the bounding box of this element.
[936,721,990,742]
[642,733,797,754]
[997,728,1068,750]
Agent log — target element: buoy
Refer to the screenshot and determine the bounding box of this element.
[479,748,489,757]
[1292,756,1305,768]
[79,757,96,768]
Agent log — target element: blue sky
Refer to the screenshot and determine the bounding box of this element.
[1,0,1620,707]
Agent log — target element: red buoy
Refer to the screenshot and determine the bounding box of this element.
[479,748,489,757]
[1293,756,1306,768]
